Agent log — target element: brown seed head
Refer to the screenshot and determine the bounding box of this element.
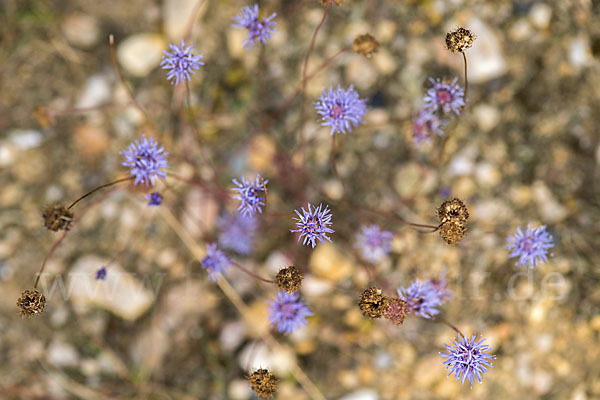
[445,27,475,53]
[353,33,379,58]
[42,204,74,232]
[439,220,467,245]
[17,289,47,317]
[358,287,390,319]
[247,369,278,398]
[33,107,55,128]
[384,298,408,325]
[437,198,469,225]
[276,266,303,294]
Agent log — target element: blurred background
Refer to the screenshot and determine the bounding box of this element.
[1,0,599,399]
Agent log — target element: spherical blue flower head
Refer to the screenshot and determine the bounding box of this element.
[315,85,368,135]
[121,135,168,186]
[413,108,445,145]
[232,4,277,51]
[506,223,554,268]
[231,175,268,217]
[217,213,258,255]
[96,266,107,280]
[398,280,443,319]
[268,290,312,334]
[146,192,163,207]
[354,224,394,263]
[440,333,495,388]
[291,203,334,248]
[201,243,231,281]
[160,40,205,85]
[424,77,465,115]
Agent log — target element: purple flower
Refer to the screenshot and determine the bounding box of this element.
[315,85,367,135]
[160,40,205,85]
[201,243,231,281]
[398,280,444,319]
[146,192,163,207]
[268,290,312,334]
[217,213,258,255]
[232,4,276,50]
[354,224,394,263]
[506,224,554,268]
[424,77,465,115]
[121,135,168,186]
[412,108,445,145]
[440,333,495,388]
[232,175,268,217]
[291,203,334,248]
[96,266,107,280]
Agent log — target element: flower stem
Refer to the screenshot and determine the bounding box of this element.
[67,176,132,210]
[231,260,274,284]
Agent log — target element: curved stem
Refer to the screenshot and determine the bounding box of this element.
[462,52,469,108]
[68,177,132,210]
[231,260,274,284]
[435,315,463,336]
[298,5,330,156]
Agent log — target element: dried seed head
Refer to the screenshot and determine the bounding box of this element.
[437,198,469,225]
[42,204,74,232]
[17,289,46,317]
[384,298,408,325]
[445,27,475,53]
[353,33,379,58]
[247,369,278,398]
[358,287,390,319]
[276,266,303,294]
[33,107,55,128]
[439,220,467,245]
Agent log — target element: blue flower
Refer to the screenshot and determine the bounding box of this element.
[440,333,495,388]
[423,77,465,115]
[426,270,453,303]
[506,223,554,268]
[398,280,444,319]
[217,213,258,255]
[291,203,334,248]
[96,266,107,280]
[268,290,312,334]
[232,4,277,50]
[232,175,268,217]
[315,85,367,135]
[354,224,394,263]
[121,135,168,186]
[146,192,163,207]
[201,243,231,281]
[160,40,205,85]
[412,108,445,145]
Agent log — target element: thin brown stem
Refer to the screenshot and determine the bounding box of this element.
[330,134,346,193]
[231,260,274,284]
[462,52,469,107]
[435,316,463,336]
[67,176,132,210]
[299,5,330,157]
[182,0,207,42]
[108,35,154,129]
[50,101,133,117]
[356,202,440,231]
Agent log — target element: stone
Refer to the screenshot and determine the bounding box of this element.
[117,33,166,77]
[47,339,79,368]
[76,74,111,109]
[163,0,207,41]
[309,242,354,283]
[339,389,379,400]
[461,18,507,83]
[61,13,100,49]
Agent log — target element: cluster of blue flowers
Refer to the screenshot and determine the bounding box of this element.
[398,274,453,319]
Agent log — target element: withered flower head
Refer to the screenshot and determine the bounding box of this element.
[439,219,467,245]
[384,298,408,325]
[17,289,46,317]
[437,198,468,245]
[42,204,74,232]
[445,27,475,54]
[358,287,390,319]
[353,33,379,58]
[276,266,303,294]
[247,368,278,398]
[437,198,469,225]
